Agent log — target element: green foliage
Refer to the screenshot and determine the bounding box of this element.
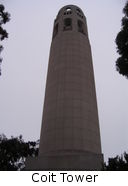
[115,1,128,78]
[104,152,128,171]
[0,4,10,75]
[0,134,39,170]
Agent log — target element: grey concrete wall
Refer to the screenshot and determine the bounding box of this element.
[26,152,103,170]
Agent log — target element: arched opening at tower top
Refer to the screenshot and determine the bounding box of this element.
[66,7,71,12]
[78,20,85,35]
[64,18,72,31]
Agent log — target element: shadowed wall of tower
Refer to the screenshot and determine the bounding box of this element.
[25,5,103,170]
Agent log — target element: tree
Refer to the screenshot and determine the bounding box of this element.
[115,1,128,78]
[0,134,39,170]
[104,152,128,170]
[0,4,10,75]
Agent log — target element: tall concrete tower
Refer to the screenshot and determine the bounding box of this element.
[26,5,103,170]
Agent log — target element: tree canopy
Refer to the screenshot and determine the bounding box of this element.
[115,1,128,78]
[104,152,128,171]
[0,4,10,75]
[0,134,39,170]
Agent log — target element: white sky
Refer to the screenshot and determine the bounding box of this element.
[0,0,127,162]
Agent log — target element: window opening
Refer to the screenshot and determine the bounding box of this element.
[76,8,81,13]
[64,18,72,31]
[64,7,72,15]
[66,7,71,12]
[76,9,83,19]
[78,20,85,35]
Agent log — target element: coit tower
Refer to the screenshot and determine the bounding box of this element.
[26,5,103,170]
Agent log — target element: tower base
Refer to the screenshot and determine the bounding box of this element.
[25,151,103,170]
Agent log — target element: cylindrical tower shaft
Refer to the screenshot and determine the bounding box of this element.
[26,5,103,170]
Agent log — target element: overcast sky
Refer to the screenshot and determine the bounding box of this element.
[0,0,127,161]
